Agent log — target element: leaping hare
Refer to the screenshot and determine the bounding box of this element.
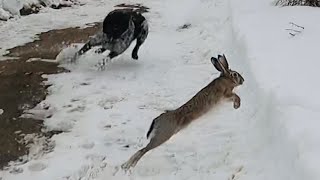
[121,54,244,170]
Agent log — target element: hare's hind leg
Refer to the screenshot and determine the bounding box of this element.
[121,147,148,171]
[121,132,172,170]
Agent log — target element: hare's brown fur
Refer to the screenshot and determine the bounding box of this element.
[175,76,239,128]
[121,54,244,170]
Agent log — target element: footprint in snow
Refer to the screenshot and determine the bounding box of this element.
[81,141,95,150]
[104,124,112,129]
[103,137,137,150]
[66,156,108,180]
[136,167,161,177]
[79,82,91,86]
[67,105,86,113]
[28,162,47,171]
[9,167,23,174]
[98,96,125,110]
[109,113,122,119]
[85,154,106,162]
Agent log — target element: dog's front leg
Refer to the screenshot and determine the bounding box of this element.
[132,20,149,60]
[71,32,104,63]
[132,43,141,60]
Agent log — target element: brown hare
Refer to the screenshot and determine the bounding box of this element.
[121,54,244,170]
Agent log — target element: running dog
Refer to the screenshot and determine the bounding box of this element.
[71,9,149,68]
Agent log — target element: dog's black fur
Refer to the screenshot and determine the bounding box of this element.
[72,9,148,63]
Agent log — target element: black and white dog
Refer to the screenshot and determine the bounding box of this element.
[71,9,149,67]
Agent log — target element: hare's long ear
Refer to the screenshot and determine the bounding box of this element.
[219,54,229,69]
[217,54,229,73]
[211,57,223,72]
[211,54,229,74]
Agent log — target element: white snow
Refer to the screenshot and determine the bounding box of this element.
[230,0,320,179]
[1,0,24,16]
[0,7,11,20]
[1,0,320,179]
[0,0,84,21]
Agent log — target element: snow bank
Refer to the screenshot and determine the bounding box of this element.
[0,0,83,20]
[0,7,11,20]
[230,0,320,179]
[2,0,24,16]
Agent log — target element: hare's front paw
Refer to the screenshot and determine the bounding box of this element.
[233,94,241,109]
[234,100,240,109]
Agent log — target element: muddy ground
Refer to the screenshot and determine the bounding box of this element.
[0,3,149,170]
[0,23,101,169]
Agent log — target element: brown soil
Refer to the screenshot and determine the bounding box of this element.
[0,23,101,169]
[5,22,102,60]
[115,3,150,13]
[0,3,149,170]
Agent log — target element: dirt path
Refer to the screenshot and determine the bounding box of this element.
[0,23,101,169]
[0,3,149,170]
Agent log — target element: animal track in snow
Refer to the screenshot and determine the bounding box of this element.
[20,102,55,120]
[136,167,161,177]
[66,98,88,113]
[64,155,107,180]
[229,166,244,180]
[138,101,175,112]
[67,105,86,113]
[9,167,24,174]
[79,82,91,86]
[81,141,95,150]
[28,162,47,171]
[98,96,125,110]
[103,136,138,150]
[108,113,122,119]
[85,154,106,162]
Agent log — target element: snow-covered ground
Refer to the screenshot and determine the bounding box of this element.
[230,0,320,179]
[1,0,320,179]
[0,0,83,21]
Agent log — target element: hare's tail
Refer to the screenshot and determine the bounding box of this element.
[146,119,155,139]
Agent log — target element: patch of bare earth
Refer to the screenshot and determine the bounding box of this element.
[0,3,149,170]
[0,23,101,169]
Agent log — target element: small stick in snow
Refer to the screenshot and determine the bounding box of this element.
[289,32,296,36]
[289,22,305,29]
[286,22,304,37]
[285,29,302,33]
[285,29,302,37]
